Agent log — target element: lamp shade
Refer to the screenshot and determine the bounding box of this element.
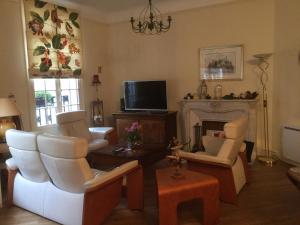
[0,98,21,117]
[92,74,101,85]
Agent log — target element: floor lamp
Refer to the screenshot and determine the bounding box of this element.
[253,53,276,166]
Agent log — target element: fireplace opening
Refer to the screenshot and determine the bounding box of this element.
[202,120,226,137]
[192,120,226,152]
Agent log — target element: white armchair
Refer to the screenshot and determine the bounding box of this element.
[5,129,143,225]
[179,116,249,204]
[56,110,115,152]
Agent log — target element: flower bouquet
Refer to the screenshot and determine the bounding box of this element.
[125,121,142,150]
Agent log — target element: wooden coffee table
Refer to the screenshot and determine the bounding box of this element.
[156,167,220,225]
[88,144,167,170]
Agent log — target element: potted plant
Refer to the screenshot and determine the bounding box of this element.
[125,121,142,150]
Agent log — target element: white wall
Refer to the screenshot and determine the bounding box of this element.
[106,0,275,153]
[0,0,31,129]
[80,19,109,125]
[273,0,300,157]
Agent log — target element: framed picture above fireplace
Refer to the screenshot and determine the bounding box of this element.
[200,45,243,80]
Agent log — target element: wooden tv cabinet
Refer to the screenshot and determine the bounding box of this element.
[112,111,177,151]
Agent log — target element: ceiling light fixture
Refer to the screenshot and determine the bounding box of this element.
[130,0,172,35]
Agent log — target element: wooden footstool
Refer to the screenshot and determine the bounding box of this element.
[156,167,219,225]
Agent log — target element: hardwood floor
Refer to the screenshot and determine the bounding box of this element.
[0,160,300,225]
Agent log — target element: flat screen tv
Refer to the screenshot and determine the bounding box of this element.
[124,80,167,112]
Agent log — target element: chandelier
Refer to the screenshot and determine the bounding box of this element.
[130,0,172,35]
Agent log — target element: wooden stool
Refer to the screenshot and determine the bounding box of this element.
[156,167,220,225]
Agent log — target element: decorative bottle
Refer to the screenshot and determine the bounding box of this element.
[214,84,223,99]
[197,80,207,99]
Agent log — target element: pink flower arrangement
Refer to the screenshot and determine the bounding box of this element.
[125,121,141,143]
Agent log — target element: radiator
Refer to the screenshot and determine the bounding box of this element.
[282,125,300,164]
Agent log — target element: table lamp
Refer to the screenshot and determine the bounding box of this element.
[0,98,21,142]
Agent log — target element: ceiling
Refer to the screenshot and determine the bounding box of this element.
[50,0,241,23]
[65,0,181,13]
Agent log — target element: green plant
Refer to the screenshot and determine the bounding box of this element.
[35,91,53,103]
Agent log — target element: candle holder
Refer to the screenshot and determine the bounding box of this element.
[167,138,185,179]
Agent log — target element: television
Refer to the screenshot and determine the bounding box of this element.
[124,80,167,112]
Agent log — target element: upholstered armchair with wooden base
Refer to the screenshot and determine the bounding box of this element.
[287,167,300,190]
[179,116,249,204]
[56,110,117,152]
[5,129,143,225]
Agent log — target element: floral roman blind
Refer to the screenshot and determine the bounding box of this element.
[23,0,82,78]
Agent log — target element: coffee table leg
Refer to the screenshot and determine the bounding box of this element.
[202,196,219,225]
[158,197,178,225]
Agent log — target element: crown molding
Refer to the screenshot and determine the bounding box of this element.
[45,0,107,23]
[106,0,240,24]
[45,0,240,24]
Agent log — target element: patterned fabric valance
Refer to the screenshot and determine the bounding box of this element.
[23,0,82,78]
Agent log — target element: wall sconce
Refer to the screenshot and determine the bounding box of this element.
[0,98,21,142]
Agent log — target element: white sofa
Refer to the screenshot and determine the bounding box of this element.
[5,129,143,225]
[179,116,249,204]
[56,110,114,152]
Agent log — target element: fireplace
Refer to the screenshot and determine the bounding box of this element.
[179,99,258,157]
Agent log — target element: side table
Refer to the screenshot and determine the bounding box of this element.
[156,167,220,225]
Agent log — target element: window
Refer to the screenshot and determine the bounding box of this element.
[33,78,81,127]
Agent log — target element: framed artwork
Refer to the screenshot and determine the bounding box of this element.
[200,45,243,80]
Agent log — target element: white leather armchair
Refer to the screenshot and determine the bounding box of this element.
[5,129,143,225]
[179,116,249,204]
[56,110,115,152]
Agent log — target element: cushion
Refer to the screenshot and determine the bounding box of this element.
[6,129,41,151]
[88,139,109,152]
[84,161,138,190]
[89,127,114,135]
[40,154,93,193]
[288,167,300,186]
[202,135,225,156]
[56,111,92,142]
[5,158,18,170]
[37,134,88,159]
[56,110,86,124]
[5,129,49,182]
[9,147,50,182]
[224,116,248,139]
[59,120,92,142]
[217,136,244,163]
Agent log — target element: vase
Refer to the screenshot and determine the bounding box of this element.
[127,141,141,151]
[214,84,222,99]
[197,80,207,99]
[127,142,133,150]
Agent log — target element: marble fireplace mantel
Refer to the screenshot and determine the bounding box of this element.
[179,99,258,152]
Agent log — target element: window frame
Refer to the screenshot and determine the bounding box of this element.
[28,78,84,131]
